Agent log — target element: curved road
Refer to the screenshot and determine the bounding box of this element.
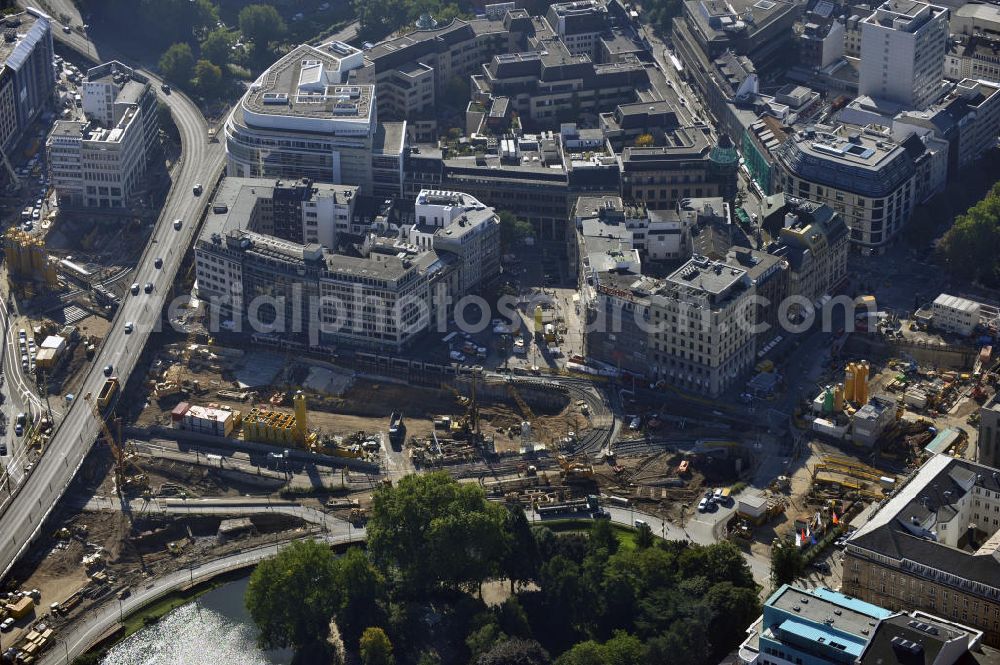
[40,529,363,665]
[0,6,227,581]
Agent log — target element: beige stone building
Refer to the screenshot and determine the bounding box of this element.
[843,454,1000,648]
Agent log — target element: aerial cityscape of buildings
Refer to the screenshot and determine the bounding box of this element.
[3,0,1000,662]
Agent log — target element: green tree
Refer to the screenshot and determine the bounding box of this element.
[634,522,654,549]
[940,180,1000,285]
[194,59,223,96]
[497,597,532,639]
[770,541,805,588]
[498,211,535,250]
[159,42,195,84]
[360,627,395,665]
[245,540,340,651]
[239,4,286,47]
[476,638,550,665]
[705,582,761,660]
[634,133,654,147]
[554,640,604,665]
[200,28,233,66]
[367,472,511,592]
[601,631,645,665]
[502,506,538,591]
[332,547,386,647]
[467,623,506,661]
[590,520,619,556]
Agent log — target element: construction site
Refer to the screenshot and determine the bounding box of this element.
[3,297,997,657]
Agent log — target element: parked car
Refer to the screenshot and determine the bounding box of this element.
[697,497,709,512]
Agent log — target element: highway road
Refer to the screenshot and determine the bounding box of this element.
[0,6,227,581]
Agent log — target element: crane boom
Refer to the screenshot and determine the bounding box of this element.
[83,391,125,491]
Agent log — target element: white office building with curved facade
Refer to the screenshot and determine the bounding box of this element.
[224,39,405,197]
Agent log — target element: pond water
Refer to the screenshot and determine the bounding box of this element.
[101,576,292,665]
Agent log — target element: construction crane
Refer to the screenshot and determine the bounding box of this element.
[83,391,145,495]
[444,376,481,442]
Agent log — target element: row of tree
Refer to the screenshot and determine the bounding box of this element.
[353,0,467,40]
[245,473,762,664]
[940,179,1000,286]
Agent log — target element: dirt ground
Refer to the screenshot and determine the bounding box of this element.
[136,362,591,457]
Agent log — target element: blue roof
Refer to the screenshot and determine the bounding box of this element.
[809,588,893,619]
[777,619,867,658]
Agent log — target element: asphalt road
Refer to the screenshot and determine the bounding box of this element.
[0,12,227,581]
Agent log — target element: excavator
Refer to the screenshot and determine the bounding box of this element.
[557,454,594,483]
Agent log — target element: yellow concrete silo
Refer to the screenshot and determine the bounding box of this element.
[293,390,307,443]
[834,383,845,412]
[844,363,857,402]
[856,361,869,404]
[534,306,544,335]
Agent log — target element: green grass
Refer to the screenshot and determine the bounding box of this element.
[538,519,641,550]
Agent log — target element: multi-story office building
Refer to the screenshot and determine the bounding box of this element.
[742,117,789,196]
[739,583,998,665]
[599,100,682,151]
[772,125,918,251]
[843,453,1000,648]
[588,254,755,395]
[945,35,1000,83]
[224,40,405,196]
[858,0,949,110]
[979,393,1000,469]
[352,12,522,122]
[767,200,849,309]
[406,189,500,294]
[797,18,845,69]
[48,61,159,208]
[945,4,1000,81]
[738,584,894,665]
[0,9,54,158]
[195,180,501,352]
[573,195,697,264]
[618,126,724,212]
[473,42,648,126]
[673,0,798,68]
[205,177,357,249]
[950,2,1000,38]
[725,246,787,344]
[403,128,584,242]
[544,0,608,59]
[894,79,1000,177]
[672,0,798,115]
